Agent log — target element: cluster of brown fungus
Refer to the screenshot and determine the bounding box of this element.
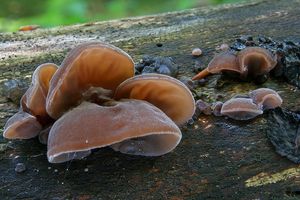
[3,42,195,163]
[195,88,282,120]
[192,47,277,81]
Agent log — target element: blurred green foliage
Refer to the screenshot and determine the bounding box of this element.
[0,0,243,32]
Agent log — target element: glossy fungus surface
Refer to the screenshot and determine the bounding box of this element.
[192,47,277,81]
[237,47,277,77]
[47,100,181,163]
[23,63,58,123]
[3,111,42,139]
[3,63,58,139]
[221,98,263,120]
[46,42,135,119]
[192,51,240,80]
[249,88,282,110]
[114,74,195,125]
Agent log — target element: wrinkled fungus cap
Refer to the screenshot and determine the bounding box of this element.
[237,47,277,77]
[249,88,282,110]
[220,98,263,120]
[3,111,42,139]
[114,74,195,125]
[46,42,135,119]
[47,99,181,163]
[192,51,240,80]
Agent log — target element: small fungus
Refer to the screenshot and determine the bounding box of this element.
[114,74,195,125]
[47,100,181,163]
[192,47,277,81]
[249,88,282,110]
[237,47,277,77]
[220,98,263,120]
[192,51,240,80]
[3,63,57,139]
[3,111,42,139]
[46,42,134,119]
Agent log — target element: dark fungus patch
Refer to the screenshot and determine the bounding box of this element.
[231,35,300,88]
[266,108,300,163]
[135,55,179,77]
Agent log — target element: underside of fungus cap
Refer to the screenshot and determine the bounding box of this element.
[47,99,182,163]
[3,111,42,139]
[23,63,58,123]
[192,51,240,80]
[220,98,263,120]
[237,47,277,77]
[249,88,282,110]
[114,74,195,125]
[46,42,135,119]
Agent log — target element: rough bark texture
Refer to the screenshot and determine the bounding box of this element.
[1,0,300,199]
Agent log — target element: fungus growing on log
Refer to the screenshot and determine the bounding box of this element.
[3,63,58,139]
[23,63,58,123]
[237,47,277,77]
[46,42,135,119]
[220,98,263,120]
[3,111,42,139]
[3,42,195,163]
[192,52,240,80]
[192,47,277,81]
[47,100,182,163]
[114,74,195,125]
[249,88,282,110]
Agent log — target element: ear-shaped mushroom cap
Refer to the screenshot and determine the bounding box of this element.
[3,64,57,139]
[220,98,263,120]
[46,42,135,119]
[113,74,195,125]
[23,63,58,123]
[237,47,277,77]
[249,88,282,110]
[3,111,42,139]
[47,99,181,163]
[192,51,240,80]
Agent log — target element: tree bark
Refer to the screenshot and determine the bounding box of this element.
[1,0,300,199]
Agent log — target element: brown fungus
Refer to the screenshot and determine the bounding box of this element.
[220,98,263,120]
[114,74,195,125]
[3,63,58,139]
[46,42,134,119]
[23,63,58,124]
[249,88,282,110]
[47,100,181,163]
[237,47,277,77]
[3,111,42,139]
[192,51,240,80]
[192,47,277,81]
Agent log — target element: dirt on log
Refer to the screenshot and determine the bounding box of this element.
[1,0,300,199]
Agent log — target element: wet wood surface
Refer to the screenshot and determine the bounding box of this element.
[1,0,300,199]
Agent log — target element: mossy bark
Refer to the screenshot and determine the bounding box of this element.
[1,0,300,199]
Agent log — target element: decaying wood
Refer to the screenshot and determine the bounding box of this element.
[1,0,300,199]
